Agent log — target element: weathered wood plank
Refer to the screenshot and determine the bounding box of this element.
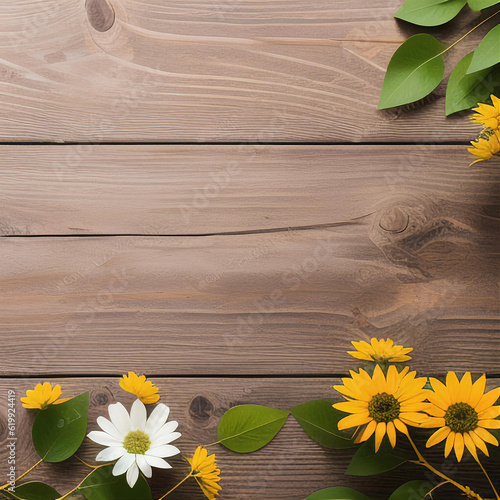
[0,145,498,236]
[0,221,497,376]
[0,378,498,499]
[0,1,494,142]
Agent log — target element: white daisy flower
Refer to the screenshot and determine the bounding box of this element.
[88,399,181,487]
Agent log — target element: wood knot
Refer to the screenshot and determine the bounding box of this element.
[90,389,110,406]
[379,207,409,233]
[86,0,115,32]
[189,396,214,422]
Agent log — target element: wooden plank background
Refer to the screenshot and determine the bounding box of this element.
[0,0,497,143]
[0,0,499,499]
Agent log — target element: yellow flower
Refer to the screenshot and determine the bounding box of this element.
[468,129,500,165]
[421,372,500,462]
[333,365,427,451]
[119,372,160,404]
[471,94,500,129]
[20,382,69,409]
[348,338,412,364]
[187,446,221,500]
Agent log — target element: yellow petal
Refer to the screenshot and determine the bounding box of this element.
[375,422,386,452]
[469,374,487,408]
[458,372,472,403]
[475,387,500,414]
[463,432,478,461]
[477,419,500,429]
[338,412,372,431]
[428,378,451,409]
[474,426,499,446]
[454,432,464,462]
[478,406,500,420]
[356,419,377,443]
[421,403,446,418]
[393,419,408,436]
[334,400,369,414]
[420,417,446,428]
[386,421,397,448]
[426,426,451,448]
[469,430,489,456]
[446,372,460,404]
[444,431,455,458]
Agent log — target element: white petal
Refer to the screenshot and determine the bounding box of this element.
[150,431,182,448]
[136,454,152,478]
[130,399,147,431]
[87,431,122,447]
[108,403,131,436]
[146,444,180,458]
[145,404,170,436]
[126,462,139,488]
[96,446,127,462]
[97,416,124,442]
[149,420,178,443]
[144,455,172,469]
[113,453,135,476]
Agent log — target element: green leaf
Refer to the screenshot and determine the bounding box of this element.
[305,487,373,500]
[388,480,435,500]
[346,437,414,476]
[76,465,152,500]
[13,483,60,500]
[395,0,467,27]
[32,393,89,463]
[467,24,500,73]
[446,53,500,114]
[468,0,500,10]
[218,404,289,453]
[379,34,446,109]
[291,399,356,449]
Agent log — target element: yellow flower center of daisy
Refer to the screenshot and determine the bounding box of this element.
[123,430,151,454]
[444,403,478,433]
[368,392,400,423]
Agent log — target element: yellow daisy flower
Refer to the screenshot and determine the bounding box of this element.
[471,94,500,129]
[421,372,500,462]
[187,446,221,500]
[333,364,428,451]
[119,371,160,404]
[20,382,69,410]
[468,129,500,166]
[348,338,412,364]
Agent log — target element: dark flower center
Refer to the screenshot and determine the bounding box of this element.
[368,392,400,423]
[444,403,478,433]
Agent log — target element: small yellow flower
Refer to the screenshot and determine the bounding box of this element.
[471,94,500,129]
[468,129,500,165]
[421,372,500,462]
[187,446,221,500]
[20,382,69,410]
[348,338,412,364]
[119,372,160,404]
[333,365,428,451]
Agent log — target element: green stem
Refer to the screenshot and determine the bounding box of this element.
[0,459,43,490]
[157,473,191,500]
[406,433,481,498]
[475,455,500,500]
[424,481,450,499]
[203,440,221,448]
[440,8,500,57]
[55,464,108,500]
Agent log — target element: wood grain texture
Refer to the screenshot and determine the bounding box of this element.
[0,378,498,499]
[1,224,498,376]
[0,1,496,143]
[0,145,499,236]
